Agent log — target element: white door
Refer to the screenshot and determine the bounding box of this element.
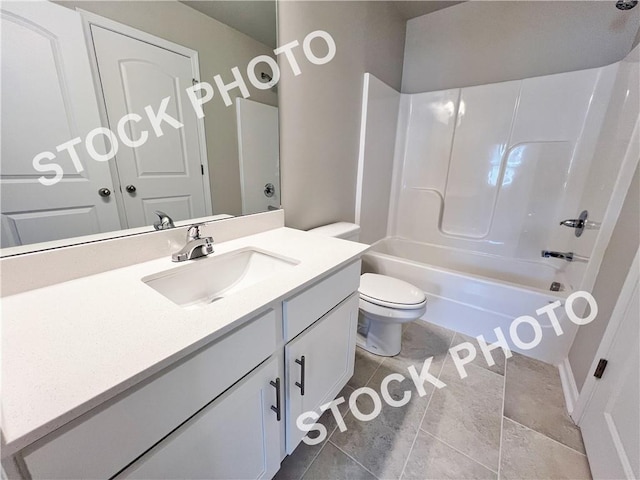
[0,1,121,248]
[580,251,639,479]
[119,357,283,480]
[236,98,280,214]
[90,24,210,228]
[285,294,358,453]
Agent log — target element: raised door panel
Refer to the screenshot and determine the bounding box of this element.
[285,294,358,453]
[90,24,208,228]
[582,281,639,480]
[0,2,121,247]
[119,357,283,480]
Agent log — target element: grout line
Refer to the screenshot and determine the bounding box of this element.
[502,417,588,457]
[362,352,385,388]
[329,440,381,480]
[298,440,329,480]
[298,386,356,480]
[398,331,457,480]
[497,354,508,480]
[420,429,499,475]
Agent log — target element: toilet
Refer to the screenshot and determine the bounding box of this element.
[308,222,427,356]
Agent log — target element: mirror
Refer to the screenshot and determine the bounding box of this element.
[0,0,279,255]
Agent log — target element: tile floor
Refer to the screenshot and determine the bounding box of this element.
[275,321,592,480]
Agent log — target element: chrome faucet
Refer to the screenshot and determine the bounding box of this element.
[154,211,175,231]
[541,250,589,263]
[541,250,574,261]
[172,223,214,262]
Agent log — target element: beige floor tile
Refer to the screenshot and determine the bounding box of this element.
[302,443,376,480]
[348,347,384,389]
[421,356,503,472]
[330,361,433,479]
[504,353,585,454]
[451,332,506,376]
[500,418,592,480]
[275,386,354,480]
[403,430,497,480]
[383,320,456,374]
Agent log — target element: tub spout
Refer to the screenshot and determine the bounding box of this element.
[541,250,589,262]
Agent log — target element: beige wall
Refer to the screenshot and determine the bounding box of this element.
[568,164,639,392]
[277,1,405,230]
[57,0,277,216]
[402,1,640,93]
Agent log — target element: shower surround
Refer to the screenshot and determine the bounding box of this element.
[356,47,639,364]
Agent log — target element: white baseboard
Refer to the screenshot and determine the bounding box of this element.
[558,357,579,415]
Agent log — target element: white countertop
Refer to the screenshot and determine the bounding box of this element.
[1,227,368,455]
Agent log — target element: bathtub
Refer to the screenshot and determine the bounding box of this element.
[362,237,577,364]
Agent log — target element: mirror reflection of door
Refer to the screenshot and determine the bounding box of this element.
[0,0,279,252]
[236,99,280,215]
[0,2,122,248]
[89,22,212,229]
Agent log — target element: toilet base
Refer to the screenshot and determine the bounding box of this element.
[356,320,403,357]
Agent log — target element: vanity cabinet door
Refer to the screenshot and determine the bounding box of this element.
[119,357,283,480]
[285,293,358,453]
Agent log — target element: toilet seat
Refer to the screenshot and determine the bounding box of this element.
[359,273,426,310]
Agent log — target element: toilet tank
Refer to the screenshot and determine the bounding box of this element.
[307,222,360,242]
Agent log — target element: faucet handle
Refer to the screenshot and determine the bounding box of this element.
[153,210,175,230]
[186,223,211,241]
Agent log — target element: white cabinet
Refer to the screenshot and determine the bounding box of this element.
[120,357,283,480]
[21,310,278,480]
[285,294,359,453]
[14,262,361,479]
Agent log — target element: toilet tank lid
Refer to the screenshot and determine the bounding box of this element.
[307,222,360,239]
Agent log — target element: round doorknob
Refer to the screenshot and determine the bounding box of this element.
[125,184,137,193]
[98,187,111,197]
[264,183,275,198]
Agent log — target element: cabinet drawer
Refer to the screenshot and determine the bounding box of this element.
[283,261,360,341]
[22,309,278,480]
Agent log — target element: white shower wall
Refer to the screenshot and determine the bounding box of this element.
[385,64,619,274]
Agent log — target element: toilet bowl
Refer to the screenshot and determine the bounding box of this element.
[308,223,427,357]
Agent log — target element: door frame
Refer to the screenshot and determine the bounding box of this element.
[571,246,640,424]
[77,9,214,226]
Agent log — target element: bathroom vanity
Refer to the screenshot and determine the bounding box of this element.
[0,212,368,479]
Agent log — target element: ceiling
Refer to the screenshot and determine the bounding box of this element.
[181,1,277,48]
[180,1,463,49]
[392,1,464,20]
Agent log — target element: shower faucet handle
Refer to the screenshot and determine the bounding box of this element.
[559,210,599,237]
[559,219,584,229]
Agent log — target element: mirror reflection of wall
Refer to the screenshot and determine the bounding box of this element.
[0,0,279,250]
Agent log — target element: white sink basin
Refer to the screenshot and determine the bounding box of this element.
[142,248,299,308]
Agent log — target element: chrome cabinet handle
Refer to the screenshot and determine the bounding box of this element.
[98,188,111,197]
[270,378,281,421]
[295,356,306,396]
